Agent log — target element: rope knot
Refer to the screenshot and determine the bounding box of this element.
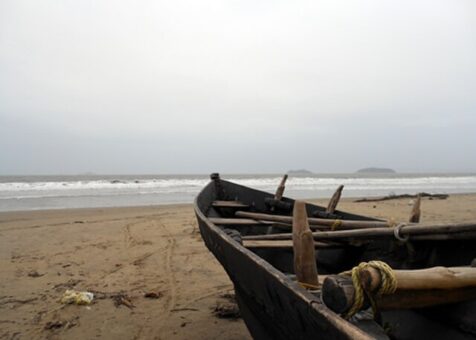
[342,260,397,319]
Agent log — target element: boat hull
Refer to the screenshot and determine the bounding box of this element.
[194,180,373,339]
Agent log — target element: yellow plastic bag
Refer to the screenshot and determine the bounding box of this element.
[60,290,94,305]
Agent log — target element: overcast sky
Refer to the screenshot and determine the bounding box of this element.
[1,0,475,174]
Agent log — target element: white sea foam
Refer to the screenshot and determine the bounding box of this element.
[1,176,475,196]
[0,179,208,192]
[1,174,475,211]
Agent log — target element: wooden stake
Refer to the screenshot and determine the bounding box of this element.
[326,185,344,214]
[409,194,421,223]
[274,174,288,200]
[292,201,319,288]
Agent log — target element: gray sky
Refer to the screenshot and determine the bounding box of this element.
[1,0,475,174]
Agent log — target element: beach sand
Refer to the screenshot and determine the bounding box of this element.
[1,194,476,339]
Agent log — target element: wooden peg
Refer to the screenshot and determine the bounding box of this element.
[326,185,344,214]
[292,201,319,288]
[409,194,421,223]
[274,174,288,201]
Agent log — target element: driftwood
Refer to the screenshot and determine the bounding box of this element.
[408,195,421,223]
[354,192,448,203]
[326,185,344,214]
[292,201,319,288]
[235,211,390,229]
[241,222,476,241]
[322,266,476,314]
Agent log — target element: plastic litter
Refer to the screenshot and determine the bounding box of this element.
[60,290,94,305]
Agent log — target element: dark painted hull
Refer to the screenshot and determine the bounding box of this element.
[194,178,476,339]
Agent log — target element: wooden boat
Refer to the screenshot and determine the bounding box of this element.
[194,174,476,339]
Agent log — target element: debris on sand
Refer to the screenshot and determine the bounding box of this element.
[44,317,78,330]
[144,291,162,299]
[213,303,240,319]
[212,292,241,319]
[44,320,65,330]
[60,290,94,305]
[27,270,43,278]
[112,293,135,309]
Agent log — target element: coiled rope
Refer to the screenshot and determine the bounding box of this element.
[342,260,397,319]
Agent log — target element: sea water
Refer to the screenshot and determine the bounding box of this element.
[1,173,475,212]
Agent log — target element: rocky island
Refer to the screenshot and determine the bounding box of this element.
[356,167,396,174]
[287,169,313,175]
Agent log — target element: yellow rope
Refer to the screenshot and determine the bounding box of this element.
[343,261,397,319]
[331,219,342,231]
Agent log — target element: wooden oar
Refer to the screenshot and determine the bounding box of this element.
[235,211,390,229]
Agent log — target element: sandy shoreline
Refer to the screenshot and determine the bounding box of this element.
[1,194,476,339]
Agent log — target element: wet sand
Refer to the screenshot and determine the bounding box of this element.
[1,194,476,339]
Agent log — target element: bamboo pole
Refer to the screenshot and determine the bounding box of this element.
[243,240,340,249]
[241,222,476,241]
[209,218,275,225]
[235,211,389,229]
[292,201,319,288]
[326,185,344,214]
[212,200,249,209]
